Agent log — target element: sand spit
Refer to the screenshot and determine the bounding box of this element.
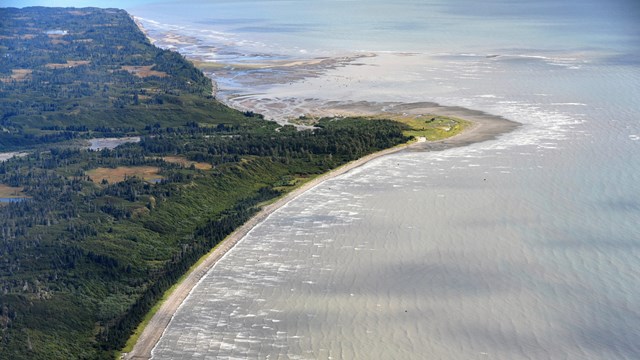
[393,102,521,151]
[123,105,518,360]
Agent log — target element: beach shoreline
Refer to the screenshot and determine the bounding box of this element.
[122,4,640,359]
[123,103,519,359]
[124,15,521,360]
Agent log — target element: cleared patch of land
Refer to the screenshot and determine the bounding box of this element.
[0,184,27,198]
[163,156,213,170]
[295,113,470,141]
[121,65,168,78]
[0,34,37,40]
[388,114,471,140]
[45,60,90,69]
[68,10,90,16]
[1,69,32,82]
[86,166,162,184]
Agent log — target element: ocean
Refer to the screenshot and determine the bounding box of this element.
[123,0,640,359]
[14,0,639,358]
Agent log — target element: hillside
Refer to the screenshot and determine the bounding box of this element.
[0,6,255,150]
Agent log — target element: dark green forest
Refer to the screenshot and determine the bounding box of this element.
[0,6,238,150]
[0,7,410,359]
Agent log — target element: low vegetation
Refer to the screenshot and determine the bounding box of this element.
[295,113,469,141]
[0,184,27,199]
[86,166,163,184]
[366,114,470,141]
[162,156,212,170]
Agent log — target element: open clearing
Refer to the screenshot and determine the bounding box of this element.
[86,166,162,184]
[1,69,32,82]
[163,156,212,170]
[45,60,91,69]
[369,114,470,141]
[0,184,27,198]
[121,65,168,78]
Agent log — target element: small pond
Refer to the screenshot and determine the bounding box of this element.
[0,198,28,203]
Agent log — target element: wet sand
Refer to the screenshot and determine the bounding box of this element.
[123,104,518,360]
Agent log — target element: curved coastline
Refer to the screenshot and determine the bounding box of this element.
[127,14,521,360]
[123,106,519,360]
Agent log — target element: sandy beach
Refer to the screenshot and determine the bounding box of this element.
[122,4,640,358]
[123,104,518,360]
[125,16,522,360]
